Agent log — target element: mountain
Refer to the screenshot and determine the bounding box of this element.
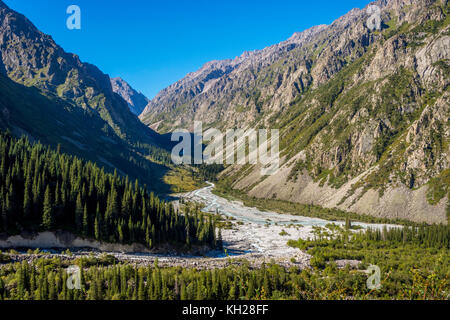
[139,24,328,132]
[111,77,149,116]
[141,0,450,224]
[0,0,172,190]
[0,0,162,145]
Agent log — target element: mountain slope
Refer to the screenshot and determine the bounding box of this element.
[0,70,171,191]
[111,77,149,116]
[139,24,329,132]
[141,0,450,223]
[0,0,173,191]
[0,1,153,143]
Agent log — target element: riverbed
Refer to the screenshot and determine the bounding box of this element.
[179,183,400,264]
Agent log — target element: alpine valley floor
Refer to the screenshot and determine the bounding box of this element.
[2,183,401,270]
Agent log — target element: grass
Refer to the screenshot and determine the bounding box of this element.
[162,166,207,193]
[287,225,449,300]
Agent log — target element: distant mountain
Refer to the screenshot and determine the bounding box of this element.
[111,77,149,116]
[0,0,171,191]
[139,24,328,132]
[141,0,450,223]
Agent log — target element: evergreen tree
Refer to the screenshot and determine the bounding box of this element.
[42,185,54,230]
[217,228,223,250]
[82,204,89,237]
[345,216,352,230]
[94,204,101,240]
[75,193,83,233]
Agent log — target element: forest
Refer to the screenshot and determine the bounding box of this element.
[0,223,447,300]
[0,132,217,249]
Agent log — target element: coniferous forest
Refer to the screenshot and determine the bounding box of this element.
[0,132,217,249]
[0,222,448,301]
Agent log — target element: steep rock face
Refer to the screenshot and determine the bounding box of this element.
[145,0,449,223]
[140,2,391,131]
[111,77,149,116]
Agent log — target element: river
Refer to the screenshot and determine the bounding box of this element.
[185,182,399,229]
[180,183,400,261]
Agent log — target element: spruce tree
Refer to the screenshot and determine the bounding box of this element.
[42,185,54,230]
[217,228,223,250]
[345,216,352,230]
[94,204,101,240]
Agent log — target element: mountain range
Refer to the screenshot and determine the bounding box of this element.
[140,0,449,224]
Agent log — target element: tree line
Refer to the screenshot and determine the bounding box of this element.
[361,224,449,249]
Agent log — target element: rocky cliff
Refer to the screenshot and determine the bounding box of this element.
[0,0,163,145]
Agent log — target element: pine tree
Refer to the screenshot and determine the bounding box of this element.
[217,228,223,250]
[118,223,124,243]
[138,270,146,300]
[180,281,187,300]
[185,219,191,248]
[75,193,83,233]
[0,197,7,232]
[23,178,32,219]
[345,216,352,230]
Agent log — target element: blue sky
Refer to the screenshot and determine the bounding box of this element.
[4,0,372,98]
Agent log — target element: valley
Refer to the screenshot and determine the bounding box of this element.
[0,0,448,302]
[2,182,401,270]
[182,183,400,258]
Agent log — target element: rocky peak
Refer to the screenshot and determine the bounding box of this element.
[111,77,149,116]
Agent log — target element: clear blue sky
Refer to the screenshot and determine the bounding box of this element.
[4,0,371,98]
